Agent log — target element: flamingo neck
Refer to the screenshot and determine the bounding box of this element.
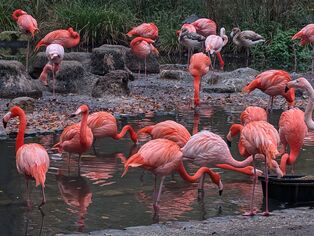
[115,125,138,143]
[80,111,89,148]
[177,162,220,187]
[279,153,289,175]
[229,124,243,138]
[224,154,253,168]
[304,82,314,130]
[16,111,27,153]
[215,164,254,176]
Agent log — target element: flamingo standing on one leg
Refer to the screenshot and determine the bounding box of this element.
[243,70,295,113]
[2,106,50,207]
[239,121,281,216]
[205,27,228,70]
[189,52,211,109]
[122,138,223,217]
[292,24,314,72]
[35,28,80,51]
[39,43,64,96]
[130,37,159,79]
[127,22,158,40]
[54,105,93,172]
[230,27,265,66]
[12,9,38,72]
[278,108,307,175]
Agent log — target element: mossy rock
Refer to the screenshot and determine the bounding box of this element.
[0,31,28,41]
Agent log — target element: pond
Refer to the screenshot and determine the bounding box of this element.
[1,106,314,235]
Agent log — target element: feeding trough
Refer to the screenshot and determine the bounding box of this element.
[259,175,314,203]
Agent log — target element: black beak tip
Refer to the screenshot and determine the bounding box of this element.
[219,189,223,196]
[226,139,232,147]
[69,113,76,118]
[2,120,7,129]
[285,86,289,93]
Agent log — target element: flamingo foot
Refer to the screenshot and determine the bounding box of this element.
[262,211,270,217]
[153,203,160,214]
[243,207,258,216]
[38,200,46,209]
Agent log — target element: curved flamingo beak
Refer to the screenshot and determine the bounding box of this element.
[2,112,12,128]
[226,139,232,147]
[70,107,83,117]
[218,180,223,196]
[285,85,289,93]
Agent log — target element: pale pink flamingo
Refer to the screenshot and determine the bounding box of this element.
[12,9,38,71]
[130,36,159,79]
[243,70,295,112]
[205,27,228,70]
[127,22,158,40]
[2,106,49,207]
[122,138,223,216]
[39,43,64,96]
[54,105,93,171]
[278,108,307,175]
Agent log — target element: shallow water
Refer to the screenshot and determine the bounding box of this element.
[1,106,314,235]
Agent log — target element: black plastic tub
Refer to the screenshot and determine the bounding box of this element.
[259,175,314,203]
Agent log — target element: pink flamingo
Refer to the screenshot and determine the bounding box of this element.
[176,23,197,36]
[127,22,158,40]
[189,52,211,108]
[130,36,159,79]
[191,18,217,37]
[35,28,80,51]
[205,27,228,70]
[2,106,50,207]
[279,108,307,175]
[39,43,64,96]
[239,121,281,216]
[122,138,223,217]
[243,70,295,112]
[12,9,38,71]
[54,105,93,171]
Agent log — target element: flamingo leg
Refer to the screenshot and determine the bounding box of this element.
[311,45,314,73]
[193,76,201,108]
[139,170,145,184]
[92,138,97,155]
[216,52,225,70]
[25,38,30,72]
[67,153,71,173]
[243,155,257,216]
[78,154,82,174]
[197,173,205,200]
[266,96,274,115]
[153,176,165,214]
[25,178,31,208]
[263,158,270,216]
[144,57,147,79]
[246,47,249,67]
[52,64,56,97]
[38,186,46,208]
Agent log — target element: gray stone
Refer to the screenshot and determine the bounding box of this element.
[160,64,187,71]
[160,70,191,80]
[91,44,128,75]
[0,60,42,98]
[125,49,160,74]
[8,97,35,113]
[92,70,134,97]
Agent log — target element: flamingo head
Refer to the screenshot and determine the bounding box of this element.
[70,104,89,117]
[285,77,309,91]
[12,9,27,20]
[230,27,240,38]
[3,106,24,128]
[68,27,80,39]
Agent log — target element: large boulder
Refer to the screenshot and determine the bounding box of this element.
[91,44,128,75]
[159,70,191,80]
[203,67,259,93]
[8,97,35,113]
[92,70,134,97]
[0,60,42,98]
[125,49,160,74]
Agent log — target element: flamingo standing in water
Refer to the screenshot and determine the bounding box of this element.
[127,22,158,40]
[191,18,217,37]
[122,138,223,216]
[189,52,211,108]
[292,24,314,71]
[130,36,159,79]
[54,105,93,171]
[239,121,281,216]
[205,27,228,70]
[2,106,50,207]
[35,28,80,51]
[39,43,64,96]
[12,9,38,71]
[138,120,261,177]
[243,70,295,113]
[278,108,307,175]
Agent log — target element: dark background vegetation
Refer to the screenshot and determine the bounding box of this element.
[1,0,313,71]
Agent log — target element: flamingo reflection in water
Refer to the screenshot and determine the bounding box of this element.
[56,170,92,232]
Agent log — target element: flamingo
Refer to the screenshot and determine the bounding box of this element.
[176,23,197,36]
[285,77,314,130]
[122,138,223,216]
[127,22,158,40]
[239,121,281,216]
[178,28,206,66]
[12,9,38,72]
[2,106,49,207]
[278,108,307,175]
[191,18,217,37]
[243,70,295,113]
[35,28,80,51]
[205,27,228,70]
[230,27,265,66]
[189,52,211,108]
[130,36,159,79]
[54,105,93,171]
[39,43,64,96]
[292,24,314,72]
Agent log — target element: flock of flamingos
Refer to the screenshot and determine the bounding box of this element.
[4,9,314,220]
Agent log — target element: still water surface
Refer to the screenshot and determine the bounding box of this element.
[1,106,314,235]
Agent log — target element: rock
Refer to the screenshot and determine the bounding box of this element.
[125,49,160,74]
[0,60,42,98]
[8,97,35,113]
[203,67,259,93]
[160,64,187,71]
[160,70,191,80]
[92,70,134,97]
[0,31,28,41]
[91,44,128,75]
